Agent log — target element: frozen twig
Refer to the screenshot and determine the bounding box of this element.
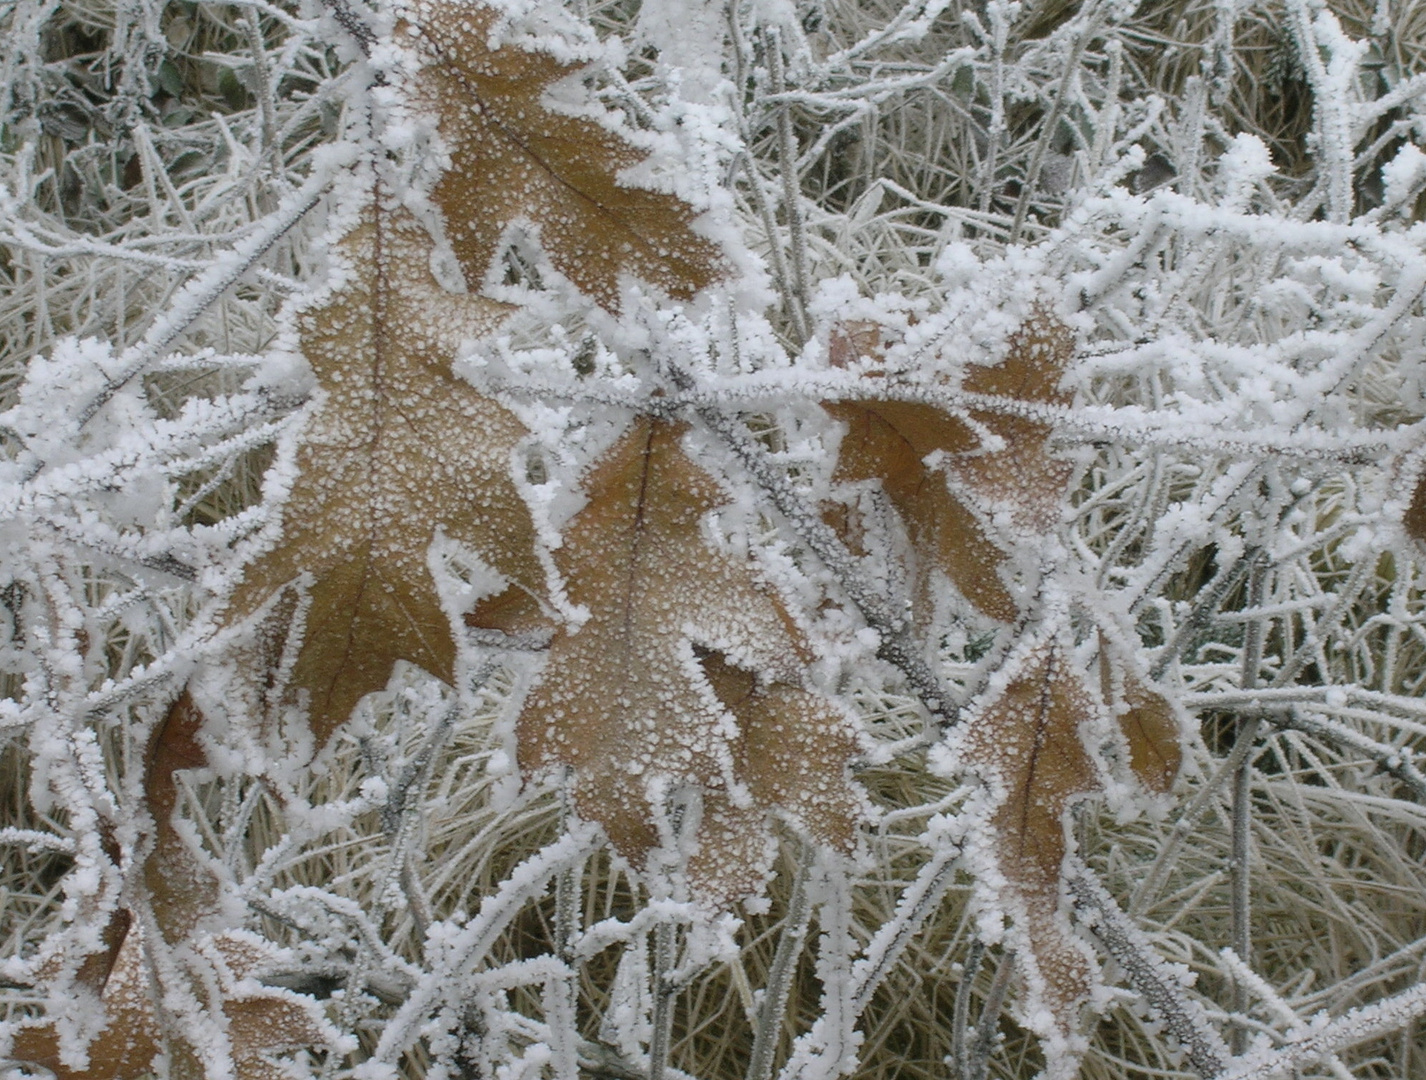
[746,846,814,1080]
[58,161,341,454]
[765,28,811,345]
[1221,980,1426,1080]
[1068,862,1230,1078]
[966,948,1016,1080]
[950,938,984,1080]
[648,919,677,1080]
[1230,557,1267,1052]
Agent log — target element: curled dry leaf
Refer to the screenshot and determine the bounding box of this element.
[822,309,1076,625]
[517,418,864,908]
[143,690,219,941]
[1098,634,1183,796]
[405,0,723,312]
[959,636,1101,1041]
[7,694,338,1079]
[226,208,544,745]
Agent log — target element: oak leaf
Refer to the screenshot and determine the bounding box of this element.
[516,418,864,908]
[7,928,336,1080]
[227,208,546,745]
[950,308,1076,534]
[825,392,1017,623]
[224,0,724,743]
[1118,674,1182,794]
[405,0,722,312]
[823,309,1076,624]
[1098,634,1182,796]
[6,695,337,1080]
[958,635,1101,1042]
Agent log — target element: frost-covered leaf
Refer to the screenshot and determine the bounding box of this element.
[227,209,546,744]
[957,635,1101,1047]
[405,0,722,311]
[7,928,337,1080]
[825,393,1017,623]
[143,690,219,940]
[950,309,1076,534]
[7,694,338,1079]
[823,310,1076,624]
[7,928,161,1080]
[516,417,864,907]
[1117,677,1181,795]
[1099,637,1183,796]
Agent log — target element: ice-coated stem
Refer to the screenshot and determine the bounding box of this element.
[1069,862,1230,1079]
[746,846,814,1080]
[1230,557,1267,1052]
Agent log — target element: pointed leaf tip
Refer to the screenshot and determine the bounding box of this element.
[961,637,1101,1039]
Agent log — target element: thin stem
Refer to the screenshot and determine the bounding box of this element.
[1150,549,1255,681]
[1011,3,1102,241]
[242,5,280,171]
[1230,556,1268,1052]
[977,3,1008,218]
[966,950,1015,1080]
[1130,714,1262,916]
[746,846,814,1080]
[765,28,810,345]
[649,919,677,1080]
[1069,863,1230,1079]
[950,939,985,1079]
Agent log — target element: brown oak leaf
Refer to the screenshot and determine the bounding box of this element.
[1098,633,1183,795]
[950,308,1076,534]
[825,393,1017,623]
[823,309,1076,624]
[405,0,722,312]
[7,695,337,1080]
[517,418,864,908]
[7,928,336,1080]
[227,207,546,745]
[223,0,723,743]
[959,635,1101,1040]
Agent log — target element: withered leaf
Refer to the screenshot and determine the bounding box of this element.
[825,395,1017,623]
[8,929,160,1079]
[8,928,335,1080]
[960,636,1100,1037]
[8,695,335,1080]
[406,0,722,312]
[1098,635,1182,795]
[228,209,546,744]
[951,308,1076,534]
[144,690,218,941]
[517,418,864,908]
[825,310,1075,624]
[1118,674,1182,795]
